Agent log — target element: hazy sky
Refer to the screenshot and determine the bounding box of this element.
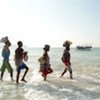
[0,0,100,47]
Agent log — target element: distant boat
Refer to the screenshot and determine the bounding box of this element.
[76,45,92,50]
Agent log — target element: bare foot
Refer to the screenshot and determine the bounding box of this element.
[70,75,73,79]
[59,75,62,78]
[44,77,46,81]
[21,79,27,83]
[0,77,2,80]
[16,80,19,84]
[16,82,20,85]
[11,78,14,81]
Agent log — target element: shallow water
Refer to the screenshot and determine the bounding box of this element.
[0,47,100,100]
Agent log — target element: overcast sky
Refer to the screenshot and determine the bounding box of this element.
[0,0,100,47]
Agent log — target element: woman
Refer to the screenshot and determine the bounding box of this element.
[38,45,53,81]
[0,37,13,81]
[60,40,73,79]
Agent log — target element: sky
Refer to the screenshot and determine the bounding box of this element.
[0,0,100,47]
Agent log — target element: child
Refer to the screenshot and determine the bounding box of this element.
[38,45,53,81]
[0,36,13,81]
[60,40,73,79]
[14,41,29,84]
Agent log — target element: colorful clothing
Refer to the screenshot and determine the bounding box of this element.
[61,49,72,74]
[62,49,71,66]
[2,48,10,61]
[0,47,13,73]
[41,67,53,77]
[0,60,13,73]
[39,53,53,77]
[15,47,28,73]
[63,60,71,66]
[17,63,28,73]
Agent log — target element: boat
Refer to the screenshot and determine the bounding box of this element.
[76,45,92,50]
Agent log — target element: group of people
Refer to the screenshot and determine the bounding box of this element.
[0,37,29,84]
[0,36,73,84]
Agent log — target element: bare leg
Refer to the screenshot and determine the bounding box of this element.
[16,72,20,83]
[44,76,47,81]
[21,67,29,82]
[10,71,13,81]
[60,68,67,77]
[70,74,73,79]
[0,72,4,80]
[68,67,73,79]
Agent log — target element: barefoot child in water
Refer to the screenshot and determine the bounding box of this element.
[0,36,13,81]
[60,40,73,79]
[14,41,29,84]
[38,45,53,81]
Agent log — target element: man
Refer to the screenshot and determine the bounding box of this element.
[15,41,29,84]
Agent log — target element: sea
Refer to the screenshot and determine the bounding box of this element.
[0,46,100,100]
